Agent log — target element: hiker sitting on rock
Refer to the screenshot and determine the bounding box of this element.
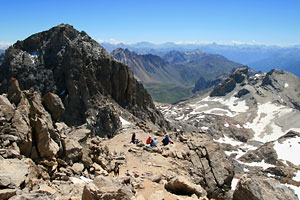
[146,136,153,146]
[131,132,139,144]
[150,138,158,147]
[162,135,173,146]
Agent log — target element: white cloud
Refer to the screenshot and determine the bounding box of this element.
[97,38,132,45]
[0,41,13,49]
[231,40,263,45]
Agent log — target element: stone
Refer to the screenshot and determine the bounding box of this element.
[0,188,17,200]
[37,184,57,195]
[7,78,22,105]
[82,176,134,200]
[186,137,234,199]
[63,138,82,163]
[42,92,65,121]
[165,176,207,198]
[71,163,84,175]
[27,91,60,158]
[33,117,59,158]
[0,95,15,122]
[0,158,29,188]
[233,175,298,200]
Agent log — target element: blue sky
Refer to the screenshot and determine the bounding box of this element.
[1,0,300,48]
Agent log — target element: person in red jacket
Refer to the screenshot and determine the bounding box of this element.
[146,136,152,146]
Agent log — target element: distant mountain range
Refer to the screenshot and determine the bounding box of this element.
[112,48,242,103]
[101,42,300,77]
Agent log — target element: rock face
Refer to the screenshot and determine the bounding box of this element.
[192,72,230,93]
[0,24,168,133]
[0,80,61,159]
[261,69,300,110]
[185,134,234,199]
[0,158,29,188]
[233,175,298,200]
[42,92,65,121]
[210,67,248,97]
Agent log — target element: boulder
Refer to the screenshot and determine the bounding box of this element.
[27,91,60,158]
[82,176,135,200]
[0,158,29,188]
[89,104,121,137]
[33,117,59,158]
[63,138,82,163]
[42,92,65,121]
[233,175,298,200]
[165,176,207,198]
[7,78,22,105]
[0,95,15,122]
[71,163,84,175]
[11,109,32,157]
[0,188,17,200]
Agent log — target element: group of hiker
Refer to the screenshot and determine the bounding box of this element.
[130,132,173,146]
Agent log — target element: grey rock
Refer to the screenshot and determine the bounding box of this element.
[63,138,82,163]
[82,176,135,200]
[0,95,15,122]
[165,176,207,198]
[42,92,65,121]
[0,188,17,200]
[233,175,298,200]
[186,136,234,200]
[0,158,29,188]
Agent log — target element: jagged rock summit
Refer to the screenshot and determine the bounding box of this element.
[0,24,168,134]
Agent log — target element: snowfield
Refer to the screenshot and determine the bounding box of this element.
[273,136,300,165]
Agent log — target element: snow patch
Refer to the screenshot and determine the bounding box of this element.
[201,96,249,117]
[120,117,131,127]
[284,183,300,199]
[201,126,209,131]
[69,176,92,185]
[293,170,300,182]
[273,136,300,165]
[215,135,244,146]
[285,83,289,88]
[231,178,239,190]
[244,102,294,142]
[239,160,275,170]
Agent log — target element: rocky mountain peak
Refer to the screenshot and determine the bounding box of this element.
[0,24,168,132]
[209,66,249,97]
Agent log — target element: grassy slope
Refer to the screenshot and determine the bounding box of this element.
[144,83,194,104]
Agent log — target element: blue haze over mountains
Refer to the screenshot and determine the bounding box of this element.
[101,42,300,77]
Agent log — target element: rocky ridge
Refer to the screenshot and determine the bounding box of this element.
[0,24,168,133]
